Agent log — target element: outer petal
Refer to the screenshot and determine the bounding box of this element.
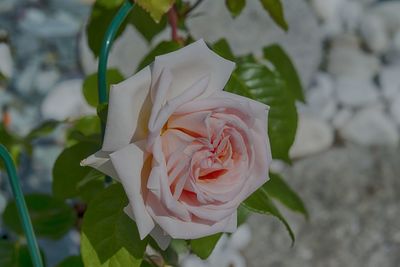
[80,151,118,180]
[147,191,238,239]
[109,141,155,240]
[150,39,235,102]
[102,66,152,152]
[124,205,171,250]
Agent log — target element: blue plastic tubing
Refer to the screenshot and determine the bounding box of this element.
[0,145,43,267]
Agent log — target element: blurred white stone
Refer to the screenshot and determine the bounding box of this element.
[390,94,400,126]
[332,108,353,130]
[290,115,334,158]
[328,44,380,79]
[339,0,363,32]
[0,0,16,13]
[0,43,13,78]
[181,256,207,267]
[188,0,322,87]
[209,248,246,267]
[34,69,60,94]
[360,13,389,54]
[79,25,150,77]
[379,65,400,100]
[301,72,337,121]
[336,77,379,108]
[340,108,399,146]
[19,9,80,38]
[41,79,95,120]
[8,105,40,136]
[15,56,41,94]
[370,2,400,35]
[311,0,345,22]
[228,224,252,251]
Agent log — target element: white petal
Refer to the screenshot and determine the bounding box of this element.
[109,141,155,239]
[102,66,152,152]
[149,224,172,250]
[124,205,171,250]
[80,151,118,180]
[147,199,237,239]
[151,39,235,102]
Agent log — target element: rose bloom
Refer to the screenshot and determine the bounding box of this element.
[81,40,271,249]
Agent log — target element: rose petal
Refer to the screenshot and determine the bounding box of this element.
[102,66,152,152]
[80,151,119,180]
[150,39,235,102]
[124,205,171,250]
[109,141,155,239]
[147,191,237,239]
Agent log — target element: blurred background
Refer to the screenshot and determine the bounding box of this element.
[1,0,400,266]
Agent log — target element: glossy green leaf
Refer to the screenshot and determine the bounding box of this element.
[237,204,251,226]
[225,57,297,162]
[191,234,222,260]
[212,39,235,61]
[140,261,155,267]
[136,0,175,22]
[265,173,308,219]
[129,5,168,43]
[52,142,99,199]
[263,44,304,102]
[81,184,146,266]
[137,41,182,71]
[26,120,60,140]
[3,194,76,239]
[96,0,123,9]
[0,241,46,267]
[87,3,129,57]
[226,0,246,17]
[83,69,124,107]
[55,255,84,267]
[259,0,288,31]
[243,184,295,243]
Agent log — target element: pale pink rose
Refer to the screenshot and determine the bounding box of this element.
[81,39,271,249]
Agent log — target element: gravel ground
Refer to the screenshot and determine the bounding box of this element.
[244,144,400,267]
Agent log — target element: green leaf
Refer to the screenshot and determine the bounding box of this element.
[81,184,146,266]
[55,255,84,267]
[129,5,168,43]
[83,69,124,107]
[259,0,288,31]
[137,41,182,71]
[3,194,76,240]
[0,240,46,267]
[87,3,129,57]
[52,142,100,200]
[0,241,17,267]
[226,0,246,17]
[263,44,304,102]
[191,234,222,260]
[136,0,175,22]
[96,0,123,9]
[212,39,235,61]
[225,57,297,163]
[243,184,295,244]
[265,173,308,219]
[237,204,250,226]
[26,120,60,140]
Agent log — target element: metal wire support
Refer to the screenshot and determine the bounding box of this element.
[0,145,43,267]
[97,0,135,105]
